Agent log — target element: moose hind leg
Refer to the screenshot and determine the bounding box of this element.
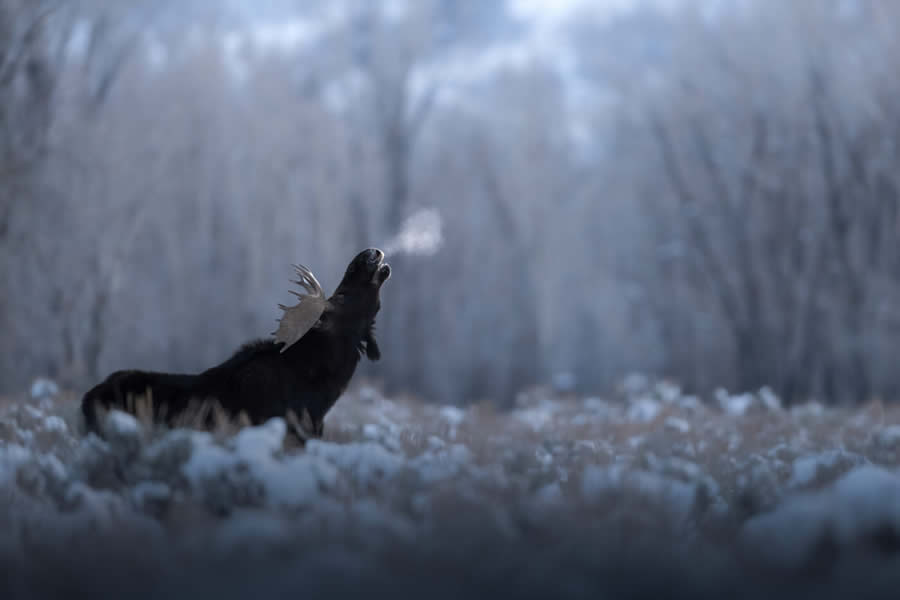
[81,371,158,435]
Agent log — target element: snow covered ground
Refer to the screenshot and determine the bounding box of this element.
[3,376,900,599]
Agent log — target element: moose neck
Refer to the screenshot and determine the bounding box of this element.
[319,299,372,342]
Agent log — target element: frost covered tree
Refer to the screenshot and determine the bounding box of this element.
[3,0,900,406]
[572,0,900,402]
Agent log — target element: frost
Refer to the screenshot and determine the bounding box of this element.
[714,388,782,416]
[105,411,141,438]
[582,464,697,521]
[551,371,576,393]
[38,453,68,481]
[42,415,67,432]
[439,405,465,426]
[758,387,782,411]
[534,482,563,507]
[216,510,291,551]
[132,480,171,502]
[63,481,162,537]
[181,432,234,484]
[411,443,474,484]
[581,397,608,413]
[4,375,900,587]
[132,481,171,515]
[581,464,615,498]
[791,402,825,417]
[655,381,682,403]
[675,395,703,412]
[448,443,472,463]
[351,498,415,539]
[29,377,59,400]
[534,446,553,467]
[627,398,660,422]
[622,373,649,395]
[0,444,32,485]
[514,401,558,431]
[743,466,900,567]
[877,426,900,449]
[788,450,865,488]
[664,416,690,434]
[24,405,44,419]
[306,441,404,485]
[717,390,752,416]
[255,456,322,509]
[177,421,327,510]
[232,418,287,459]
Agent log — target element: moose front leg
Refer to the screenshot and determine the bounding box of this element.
[285,407,324,447]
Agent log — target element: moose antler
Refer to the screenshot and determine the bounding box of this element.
[272,264,327,353]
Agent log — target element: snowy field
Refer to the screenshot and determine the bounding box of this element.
[4,377,900,599]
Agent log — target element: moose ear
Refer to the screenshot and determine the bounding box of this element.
[365,334,381,361]
[272,264,327,353]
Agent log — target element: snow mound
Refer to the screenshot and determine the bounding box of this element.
[3,375,900,594]
[582,464,699,521]
[742,466,900,568]
[788,450,866,488]
[716,388,782,416]
[30,377,59,400]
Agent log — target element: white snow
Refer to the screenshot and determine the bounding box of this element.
[582,464,698,521]
[181,431,236,483]
[759,387,782,412]
[252,454,324,509]
[306,441,405,485]
[622,373,649,395]
[42,415,68,432]
[788,450,865,488]
[131,480,172,512]
[877,425,900,449]
[514,401,558,431]
[717,390,753,416]
[215,509,292,551]
[743,466,900,567]
[664,416,690,434]
[439,405,465,426]
[29,377,59,400]
[3,375,900,581]
[105,411,142,437]
[232,418,287,458]
[0,443,32,485]
[535,481,563,506]
[627,398,661,422]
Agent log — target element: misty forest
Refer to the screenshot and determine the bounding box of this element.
[5,0,900,407]
[6,1,900,599]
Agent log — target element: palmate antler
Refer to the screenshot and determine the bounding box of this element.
[272,264,327,353]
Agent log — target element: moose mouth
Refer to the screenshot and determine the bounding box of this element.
[376,262,391,284]
[367,249,391,285]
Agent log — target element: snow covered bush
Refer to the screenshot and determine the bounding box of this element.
[3,378,900,599]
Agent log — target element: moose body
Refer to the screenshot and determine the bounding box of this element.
[81,248,391,441]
